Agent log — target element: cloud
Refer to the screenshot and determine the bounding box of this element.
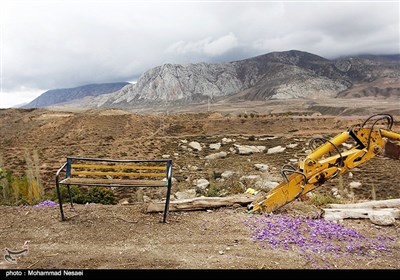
[166,32,238,57]
[204,33,239,56]
[0,88,45,108]
[0,0,398,108]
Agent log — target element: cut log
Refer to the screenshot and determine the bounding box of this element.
[147,194,255,213]
[327,198,400,209]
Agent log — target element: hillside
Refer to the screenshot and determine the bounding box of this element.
[1,106,399,202]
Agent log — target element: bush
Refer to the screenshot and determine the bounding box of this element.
[308,193,342,207]
[87,186,117,205]
[51,185,117,205]
[206,185,220,197]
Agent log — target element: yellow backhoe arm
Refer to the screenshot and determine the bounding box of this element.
[249,114,400,213]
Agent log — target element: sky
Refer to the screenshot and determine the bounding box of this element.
[1,0,399,108]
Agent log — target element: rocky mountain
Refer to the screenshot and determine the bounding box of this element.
[100,50,400,108]
[22,82,130,108]
[24,51,399,110]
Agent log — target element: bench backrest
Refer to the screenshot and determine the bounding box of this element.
[65,156,172,185]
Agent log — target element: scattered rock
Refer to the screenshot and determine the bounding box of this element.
[222,137,234,145]
[259,136,278,140]
[286,143,298,149]
[267,146,286,154]
[119,199,130,205]
[189,141,202,151]
[261,181,279,190]
[205,151,227,160]
[175,189,197,200]
[188,165,199,171]
[368,212,396,226]
[240,175,263,188]
[240,175,261,182]
[254,163,269,172]
[349,181,362,189]
[209,143,221,150]
[194,178,210,191]
[234,144,266,155]
[221,170,235,179]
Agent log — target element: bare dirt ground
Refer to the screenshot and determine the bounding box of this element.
[0,202,399,270]
[0,102,400,270]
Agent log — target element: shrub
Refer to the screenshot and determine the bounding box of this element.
[206,185,220,197]
[308,193,342,207]
[51,185,117,205]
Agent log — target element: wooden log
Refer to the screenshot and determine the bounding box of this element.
[147,194,255,213]
[327,198,400,209]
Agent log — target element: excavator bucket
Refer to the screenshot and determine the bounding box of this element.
[384,140,400,159]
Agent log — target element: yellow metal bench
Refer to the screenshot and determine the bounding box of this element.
[56,156,172,222]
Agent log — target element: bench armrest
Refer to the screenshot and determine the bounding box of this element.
[56,162,68,182]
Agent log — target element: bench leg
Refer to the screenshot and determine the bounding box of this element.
[55,180,65,221]
[67,185,74,208]
[163,183,172,223]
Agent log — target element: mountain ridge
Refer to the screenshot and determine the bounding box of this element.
[24,50,400,109]
[22,82,130,108]
[102,50,399,108]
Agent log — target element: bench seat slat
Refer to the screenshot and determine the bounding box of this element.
[59,177,167,187]
[71,171,166,177]
[71,164,166,171]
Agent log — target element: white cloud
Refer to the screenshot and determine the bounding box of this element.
[204,33,239,56]
[166,38,212,55]
[0,88,44,108]
[166,32,238,57]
